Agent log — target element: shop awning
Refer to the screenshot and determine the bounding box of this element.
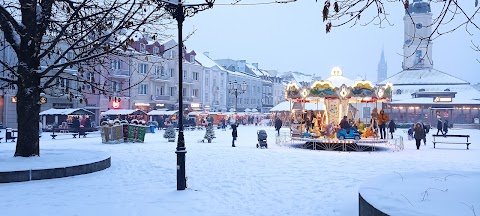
[40,108,95,116]
[102,109,147,116]
[148,110,178,115]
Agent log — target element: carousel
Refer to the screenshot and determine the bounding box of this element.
[284,67,394,151]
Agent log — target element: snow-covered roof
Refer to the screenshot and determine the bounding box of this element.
[270,101,325,111]
[40,108,94,116]
[228,70,262,81]
[103,109,147,115]
[391,84,480,101]
[195,52,226,71]
[378,68,469,85]
[147,110,177,115]
[246,64,265,76]
[291,72,313,83]
[390,97,480,105]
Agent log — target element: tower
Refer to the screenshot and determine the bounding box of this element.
[377,48,388,83]
[403,0,433,70]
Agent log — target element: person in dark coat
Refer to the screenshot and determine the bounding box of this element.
[436,119,443,135]
[274,118,283,136]
[422,122,428,145]
[388,119,396,139]
[443,120,449,135]
[231,122,239,147]
[72,117,80,133]
[339,116,350,134]
[414,122,425,150]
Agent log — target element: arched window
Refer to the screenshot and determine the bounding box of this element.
[444,88,450,91]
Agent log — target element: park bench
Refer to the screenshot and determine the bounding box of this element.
[5,129,17,142]
[432,134,471,149]
[50,128,88,139]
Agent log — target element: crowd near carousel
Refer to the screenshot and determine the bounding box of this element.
[278,67,399,152]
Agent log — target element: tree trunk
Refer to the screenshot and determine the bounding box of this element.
[14,71,41,157]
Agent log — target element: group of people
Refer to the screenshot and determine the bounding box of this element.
[435,119,449,135]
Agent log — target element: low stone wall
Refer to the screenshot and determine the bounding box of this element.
[359,193,389,216]
[0,157,111,183]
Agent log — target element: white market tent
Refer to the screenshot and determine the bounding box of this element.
[40,108,94,116]
[270,101,326,112]
[148,110,177,115]
[102,109,147,116]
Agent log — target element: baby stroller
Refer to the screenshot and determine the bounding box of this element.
[256,130,268,148]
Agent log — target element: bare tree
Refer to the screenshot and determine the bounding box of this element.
[0,0,171,157]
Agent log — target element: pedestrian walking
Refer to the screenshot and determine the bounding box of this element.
[388,119,396,139]
[275,117,283,136]
[422,122,428,145]
[414,123,425,150]
[231,122,239,147]
[443,120,449,135]
[436,119,443,135]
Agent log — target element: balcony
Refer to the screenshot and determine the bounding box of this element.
[109,69,130,78]
[182,77,194,84]
[153,95,171,101]
[152,74,170,82]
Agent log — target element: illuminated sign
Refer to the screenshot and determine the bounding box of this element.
[11,96,17,103]
[112,101,120,108]
[434,97,452,102]
[191,103,201,108]
[134,103,149,106]
[40,97,47,104]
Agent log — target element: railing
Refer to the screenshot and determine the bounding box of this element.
[111,69,129,76]
[153,74,169,80]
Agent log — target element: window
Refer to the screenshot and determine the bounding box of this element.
[170,68,174,77]
[193,72,199,81]
[192,89,198,97]
[190,55,195,63]
[112,81,119,92]
[414,50,423,64]
[169,87,175,96]
[161,66,165,76]
[138,84,147,95]
[66,51,74,61]
[221,79,224,87]
[153,47,160,55]
[363,107,371,118]
[156,86,165,96]
[205,77,209,86]
[138,63,148,74]
[205,93,209,101]
[246,99,249,104]
[56,77,69,88]
[239,98,242,104]
[213,78,217,86]
[140,43,146,53]
[155,66,161,76]
[112,60,121,70]
[183,70,187,78]
[87,72,94,82]
[169,50,174,58]
[182,88,187,96]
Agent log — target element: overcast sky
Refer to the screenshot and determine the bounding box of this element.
[175,0,480,84]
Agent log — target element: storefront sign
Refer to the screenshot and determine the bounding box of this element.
[434,97,452,102]
[135,103,150,106]
[53,103,73,108]
[191,103,201,108]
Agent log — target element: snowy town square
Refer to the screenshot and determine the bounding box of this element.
[0,125,479,215]
[1,0,479,216]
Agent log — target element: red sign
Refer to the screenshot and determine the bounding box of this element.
[112,101,120,108]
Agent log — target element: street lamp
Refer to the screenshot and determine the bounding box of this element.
[228,80,247,114]
[159,0,214,191]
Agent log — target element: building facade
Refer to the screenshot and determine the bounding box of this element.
[195,52,228,112]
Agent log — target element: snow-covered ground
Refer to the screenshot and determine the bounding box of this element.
[0,126,479,216]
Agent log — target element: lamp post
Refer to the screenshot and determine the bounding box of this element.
[159,0,214,191]
[228,80,248,114]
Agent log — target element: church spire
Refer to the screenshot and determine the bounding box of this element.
[377,47,388,83]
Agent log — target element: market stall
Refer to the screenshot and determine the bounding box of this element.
[40,108,95,131]
[102,109,147,122]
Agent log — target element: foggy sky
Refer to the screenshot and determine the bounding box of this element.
[176,0,480,84]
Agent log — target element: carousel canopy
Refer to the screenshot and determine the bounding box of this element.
[103,109,147,116]
[148,110,177,115]
[40,108,94,116]
[270,101,326,111]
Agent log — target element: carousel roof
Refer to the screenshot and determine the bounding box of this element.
[271,101,326,111]
[40,108,94,116]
